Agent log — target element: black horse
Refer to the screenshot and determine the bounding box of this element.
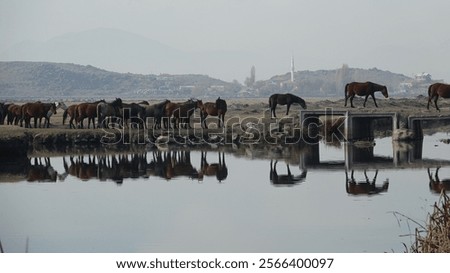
[269,93,306,118]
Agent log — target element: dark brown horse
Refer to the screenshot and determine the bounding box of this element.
[97,98,123,128]
[171,99,200,129]
[63,104,78,128]
[427,83,450,111]
[141,100,170,129]
[344,81,388,108]
[27,157,57,182]
[0,103,8,124]
[21,102,57,128]
[269,93,306,118]
[270,160,307,186]
[345,170,389,195]
[75,100,105,128]
[428,167,450,194]
[6,104,23,125]
[199,151,228,182]
[198,97,227,129]
[121,102,146,129]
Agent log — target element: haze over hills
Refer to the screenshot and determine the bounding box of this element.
[0,61,436,100]
[0,28,260,82]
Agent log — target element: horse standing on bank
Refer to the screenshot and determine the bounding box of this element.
[198,97,227,129]
[141,100,170,129]
[63,104,78,129]
[21,102,57,128]
[121,102,146,129]
[97,98,123,128]
[269,93,306,118]
[75,100,105,129]
[172,99,200,129]
[427,83,450,111]
[344,81,388,108]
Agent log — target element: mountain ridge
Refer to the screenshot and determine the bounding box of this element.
[0,61,433,99]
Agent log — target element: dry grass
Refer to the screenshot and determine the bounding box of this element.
[410,190,450,253]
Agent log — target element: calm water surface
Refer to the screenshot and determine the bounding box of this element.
[1,133,449,253]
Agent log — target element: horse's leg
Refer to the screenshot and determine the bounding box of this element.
[271,104,277,118]
[344,93,348,107]
[372,94,378,107]
[202,114,208,129]
[350,95,355,108]
[286,103,291,115]
[434,96,440,112]
[363,95,369,107]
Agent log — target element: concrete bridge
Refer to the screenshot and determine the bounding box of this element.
[299,109,450,141]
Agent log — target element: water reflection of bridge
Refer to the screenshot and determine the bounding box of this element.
[300,140,450,171]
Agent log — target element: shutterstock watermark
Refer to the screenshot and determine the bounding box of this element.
[99,108,347,146]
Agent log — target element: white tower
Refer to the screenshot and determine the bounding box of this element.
[290,55,295,82]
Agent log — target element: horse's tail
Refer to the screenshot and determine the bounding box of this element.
[344,83,349,97]
[428,84,433,98]
[62,108,68,125]
[268,94,273,108]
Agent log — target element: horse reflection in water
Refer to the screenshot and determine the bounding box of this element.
[345,170,389,195]
[63,154,148,184]
[427,167,450,194]
[146,150,201,180]
[26,157,57,182]
[60,151,229,183]
[198,151,228,182]
[270,160,307,186]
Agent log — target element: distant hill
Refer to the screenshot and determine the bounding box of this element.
[0,61,241,99]
[0,61,436,100]
[252,65,435,97]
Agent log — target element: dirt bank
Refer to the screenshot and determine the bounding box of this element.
[1,96,449,157]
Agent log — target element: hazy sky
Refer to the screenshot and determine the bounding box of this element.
[1,0,450,82]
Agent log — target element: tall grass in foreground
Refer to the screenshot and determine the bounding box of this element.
[410,191,450,253]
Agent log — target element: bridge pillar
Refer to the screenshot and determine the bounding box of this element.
[346,117,373,141]
[393,140,423,165]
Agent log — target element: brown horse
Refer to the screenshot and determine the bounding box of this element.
[345,170,389,195]
[171,99,200,129]
[269,93,306,118]
[21,102,57,128]
[428,167,450,194]
[75,100,104,128]
[427,83,450,111]
[141,100,170,129]
[6,104,23,125]
[27,157,57,182]
[270,160,307,186]
[199,151,228,182]
[344,81,388,108]
[198,97,227,129]
[63,104,78,128]
[97,98,123,128]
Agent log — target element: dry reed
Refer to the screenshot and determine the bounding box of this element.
[410,190,450,253]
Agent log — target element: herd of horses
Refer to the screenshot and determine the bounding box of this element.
[1,81,449,129]
[0,97,228,129]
